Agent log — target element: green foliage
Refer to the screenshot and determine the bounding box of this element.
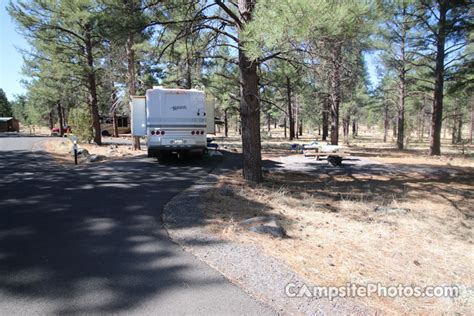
[11,94,27,123]
[0,89,12,117]
[243,0,374,60]
[69,104,93,143]
[6,0,472,151]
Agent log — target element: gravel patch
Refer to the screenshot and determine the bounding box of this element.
[163,159,371,315]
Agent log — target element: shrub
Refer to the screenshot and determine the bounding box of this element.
[69,105,93,143]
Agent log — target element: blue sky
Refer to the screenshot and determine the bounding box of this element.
[0,0,29,100]
[0,0,379,101]
[365,52,380,90]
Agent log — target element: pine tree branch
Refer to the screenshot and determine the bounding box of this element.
[42,25,85,42]
[260,98,287,114]
[445,53,471,68]
[445,42,468,56]
[198,55,238,65]
[214,0,242,28]
[193,24,239,43]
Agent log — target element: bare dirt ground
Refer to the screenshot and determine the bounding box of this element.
[347,133,474,169]
[13,125,146,164]
[201,132,474,314]
[216,127,474,167]
[43,137,145,165]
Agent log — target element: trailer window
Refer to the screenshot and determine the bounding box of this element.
[118,118,128,128]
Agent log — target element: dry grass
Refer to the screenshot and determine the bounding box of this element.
[201,165,474,314]
[348,134,474,168]
[19,125,52,135]
[44,138,144,164]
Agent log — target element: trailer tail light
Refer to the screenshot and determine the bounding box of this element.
[191,130,195,135]
[200,130,204,135]
[151,131,155,135]
[161,130,165,135]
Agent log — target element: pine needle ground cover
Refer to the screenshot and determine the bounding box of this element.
[201,159,474,314]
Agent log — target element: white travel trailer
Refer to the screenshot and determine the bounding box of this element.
[130,87,214,160]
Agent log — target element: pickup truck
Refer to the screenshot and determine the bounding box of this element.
[51,125,71,136]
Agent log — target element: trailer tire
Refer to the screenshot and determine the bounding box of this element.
[196,149,205,159]
[156,152,171,163]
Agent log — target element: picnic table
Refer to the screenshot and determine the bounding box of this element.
[302,142,349,166]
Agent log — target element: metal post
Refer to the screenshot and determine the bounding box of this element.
[73,140,78,165]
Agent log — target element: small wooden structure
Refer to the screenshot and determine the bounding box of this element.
[0,117,20,132]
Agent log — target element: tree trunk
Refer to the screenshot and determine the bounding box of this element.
[470,97,474,144]
[185,38,192,89]
[57,101,64,137]
[112,111,119,137]
[125,0,140,150]
[397,6,408,150]
[85,26,101,145]
[429,3,447,156]
[352,120,357,137]
[397,105,405,147]
[342,116,350,144]
[48,111,54,130]
[127,33,141,150]
[299,119,303,136]
[322,96,329,140]
[284,117,287,139]
[266,113,271,133]
[330,42,342,145]
[62,107,67,126]
[419,108,424,141]
[286,76,295,140]
[343,117,348,137]
[451,113,457,145]
[111,88,119,137]
[224,108,228,137]
[238,49,262,182]
[456,113,462,144]
[294,96,299,139]
[383,103,389,143]
[234,0,263,183]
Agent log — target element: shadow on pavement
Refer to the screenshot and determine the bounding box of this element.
[0,149,228,314]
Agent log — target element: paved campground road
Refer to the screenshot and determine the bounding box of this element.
[0,135,273,315]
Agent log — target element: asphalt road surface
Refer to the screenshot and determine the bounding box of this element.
[0,134,274,315]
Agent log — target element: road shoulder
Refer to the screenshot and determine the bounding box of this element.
[162,160,370,315]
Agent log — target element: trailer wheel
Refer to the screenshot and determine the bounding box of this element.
[156,154,164,163]
[197,149,205,159]
[156,152,171,163]
[328,155,343,166]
